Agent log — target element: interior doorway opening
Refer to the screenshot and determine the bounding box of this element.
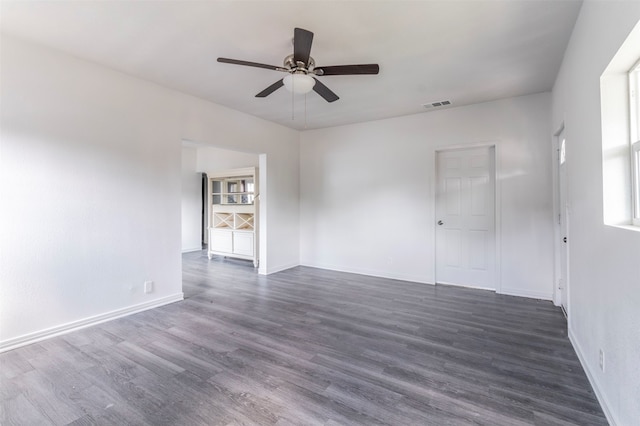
[181,141,263,269]
[553,126,570,317]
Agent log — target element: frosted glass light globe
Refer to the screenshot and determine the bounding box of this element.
[283,73,315,94]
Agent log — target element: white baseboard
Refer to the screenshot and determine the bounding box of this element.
[0,293,184,353]
[498,287,553,301]
[436,280,494,292]
[298,261,433,285]
[295,262,554,302]
[261,262,299,275]
[568,327,617,426]
[181,247,203,253]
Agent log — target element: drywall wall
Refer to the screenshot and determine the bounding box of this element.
[300,93,554,300]
[179,100,300,275]
[181,146,201,252]
[0,36,299,349]
[0,35,184,348]
[551,2,640,424]
[196,146,259,172]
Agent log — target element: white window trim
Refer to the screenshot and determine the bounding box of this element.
[630,61,640,226]
[632,141,640,225]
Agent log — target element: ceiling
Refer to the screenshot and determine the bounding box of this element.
[0,0,582,131]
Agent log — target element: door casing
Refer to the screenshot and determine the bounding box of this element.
[553,125,570,317]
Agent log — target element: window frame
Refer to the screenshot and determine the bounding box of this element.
[632,141,640,225]
[630,61,640,226]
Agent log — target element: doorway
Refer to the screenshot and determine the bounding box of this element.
[181,143,264,270]
[435,146,496,290]
[201,173,208,248]
[557,129,570,316]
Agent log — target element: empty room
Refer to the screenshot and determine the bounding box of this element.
[1,1,639,425]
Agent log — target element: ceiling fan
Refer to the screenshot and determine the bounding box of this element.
[217,28,379,103]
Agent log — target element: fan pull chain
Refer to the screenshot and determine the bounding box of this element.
[291,76,296,120]
[304,93,308,129]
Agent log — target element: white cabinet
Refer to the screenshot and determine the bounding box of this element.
[209,229,233,253]
[232,232,254,256]
[208,227,255,261]
[207,168,258,267]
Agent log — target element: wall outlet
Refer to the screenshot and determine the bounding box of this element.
[144,280,153,294]
[599,349,605,372]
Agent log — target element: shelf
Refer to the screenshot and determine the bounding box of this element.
[210,176,255,206]
[213,212,234,229]
[212,193,254,205]
[235,213,254,230]
[211,212,254,231]
[212,192,252,195]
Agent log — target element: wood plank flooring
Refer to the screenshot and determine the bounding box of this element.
[1,251,607,425]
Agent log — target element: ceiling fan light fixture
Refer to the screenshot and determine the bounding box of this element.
[218,27,377,102]
[283,73,315,94]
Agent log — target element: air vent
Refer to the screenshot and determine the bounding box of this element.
[422,100,452,109]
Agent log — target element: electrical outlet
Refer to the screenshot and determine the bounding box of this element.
[144,281,153,294]
[599,349,605,372]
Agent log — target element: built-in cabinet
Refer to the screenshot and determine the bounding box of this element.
[207,167,258,267]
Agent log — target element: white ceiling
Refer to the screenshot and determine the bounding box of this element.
[1,0,582,130]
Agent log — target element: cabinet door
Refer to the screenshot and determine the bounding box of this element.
[233,232,254,256]
[210,229,233,253]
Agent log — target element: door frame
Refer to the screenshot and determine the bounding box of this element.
[432,142,501,293]
[552,124,570,317]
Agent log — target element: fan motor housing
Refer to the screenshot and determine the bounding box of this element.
[284,54,315,73]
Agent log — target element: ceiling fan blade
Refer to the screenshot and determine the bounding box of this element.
[312,78,339,103]
[314,64,380,76]
[255,79,284,98]
[217,57,286,72]
[293,28,314,66]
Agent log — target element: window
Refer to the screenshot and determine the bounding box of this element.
[631,61,640,225]
[600,19,640,228]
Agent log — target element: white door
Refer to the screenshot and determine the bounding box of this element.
[435,147,496,289]
[558,133,569,315]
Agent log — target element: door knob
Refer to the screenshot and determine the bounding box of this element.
[563,237,567,243]
[437,220,444,226]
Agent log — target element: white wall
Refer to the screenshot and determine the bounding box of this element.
[196,146,259,172]
[180,105,300,275]
[0,36,299,349]
[551,2,640,424]
[300,93,554,299]
[181,146,201,252]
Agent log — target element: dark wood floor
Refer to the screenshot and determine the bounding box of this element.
[1,251,607,425]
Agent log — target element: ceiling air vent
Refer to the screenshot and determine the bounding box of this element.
[422,100,451,109]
